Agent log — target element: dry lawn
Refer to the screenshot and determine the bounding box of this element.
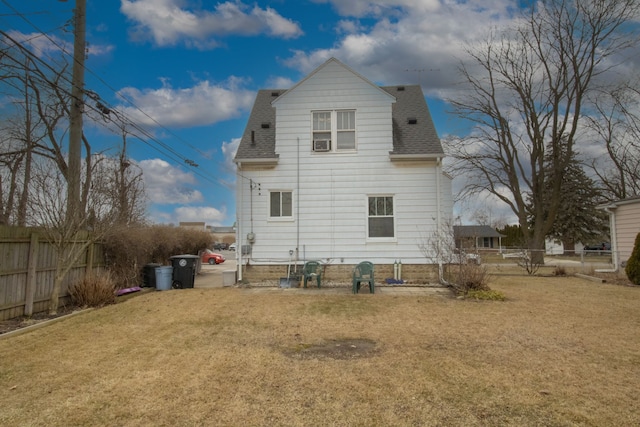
[1,273,640,426]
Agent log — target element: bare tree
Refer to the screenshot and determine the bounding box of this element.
[28,153,145,313]
[1,28,148,313]
[447,0,639,264]
[588,81,640,200]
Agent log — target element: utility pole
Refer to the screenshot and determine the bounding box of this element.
[66,0,86,222]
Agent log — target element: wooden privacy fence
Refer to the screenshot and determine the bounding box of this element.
[0,226,105,321]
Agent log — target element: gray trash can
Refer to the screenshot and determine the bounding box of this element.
[155,266,173,291]
[169,254,199,289]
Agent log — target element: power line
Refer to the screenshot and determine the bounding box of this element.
[0,0,224,183]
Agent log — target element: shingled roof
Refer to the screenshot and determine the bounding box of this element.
[234,84,443,162]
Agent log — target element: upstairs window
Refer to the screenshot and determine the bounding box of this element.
[368,196,394,238]
[270,191,292,218]
[336,110,355,150]
[312,110,356,152]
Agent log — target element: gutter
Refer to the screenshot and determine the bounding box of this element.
[235,157,279,167]
[388,153,442,162]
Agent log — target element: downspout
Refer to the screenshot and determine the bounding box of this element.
[237,169,243,281]
[436,156,446,284]
[295,137,300,273]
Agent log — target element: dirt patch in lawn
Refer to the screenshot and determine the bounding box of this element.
[285,337,379,360]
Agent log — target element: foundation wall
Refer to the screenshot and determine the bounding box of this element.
[240,263,439,284]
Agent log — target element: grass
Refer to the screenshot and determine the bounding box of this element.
[1,273,640,426]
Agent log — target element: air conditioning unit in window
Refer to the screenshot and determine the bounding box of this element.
[313,139,330,152]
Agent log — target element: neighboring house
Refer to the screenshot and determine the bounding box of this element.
[234,58,452,282]
[179,221,206,230]
[453,225,504,252]
[207,226,236,246]
[600,196,640,269]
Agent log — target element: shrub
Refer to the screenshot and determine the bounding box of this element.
[466,289,506,301]
[553,265,566,276]
[69,273,117,307]
[445,263,492,296]
[103,225,214,287]
[625,232,640,285]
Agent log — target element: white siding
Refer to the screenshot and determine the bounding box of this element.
[614,202,640,263]
[236,60,451,265]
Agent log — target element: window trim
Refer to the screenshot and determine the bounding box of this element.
[269,190,294,222]
[311,109,357,153]
[366,194,396,241]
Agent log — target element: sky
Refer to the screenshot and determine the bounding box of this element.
[0,0,621,228]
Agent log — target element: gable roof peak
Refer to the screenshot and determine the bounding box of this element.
[272,57,395,105]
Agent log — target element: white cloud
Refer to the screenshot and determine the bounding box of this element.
[115,77,255,128]
[265,76,295,89]
[120,0,303,48]
[221,137,240,176]
[312,0,440,18]
[285,0,517,97]
[3,30,113,59]
[335,19,367,35]
[139,158,203,204]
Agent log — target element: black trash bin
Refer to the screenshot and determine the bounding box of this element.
[142,263,162,288]
[169,254,199,289]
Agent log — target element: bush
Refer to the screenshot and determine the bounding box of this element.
[553,265,567,276]
[625,232,640,285]
[465,289,506,301]
[445,263,492,296]
[69,273,117,307]
[103,225,214,287]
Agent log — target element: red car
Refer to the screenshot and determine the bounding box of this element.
[201,249,225,265]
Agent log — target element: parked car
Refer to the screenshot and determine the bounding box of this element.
[228,243,237,251]
[213,242,229,250]
[583,242,611,254]
[201,249,225,265]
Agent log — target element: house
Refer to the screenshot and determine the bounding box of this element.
[600,196,640,270]
[234,58,452,282]
[453,225,504,252]
[179,221,206,230]
[207,226,236,247]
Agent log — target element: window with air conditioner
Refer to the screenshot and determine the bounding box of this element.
[312,110,356,152]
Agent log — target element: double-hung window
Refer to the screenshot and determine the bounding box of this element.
[270,191,292,219]
[368,196,394,238]
[312,110,356,152]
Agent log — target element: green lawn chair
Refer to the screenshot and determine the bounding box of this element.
[352,261,374,294]
[303,261,322,288]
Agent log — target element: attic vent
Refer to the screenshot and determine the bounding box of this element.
[407,117,417,125]
[271,91,280,97]
[397,86,405,91]
[261,122,270,129]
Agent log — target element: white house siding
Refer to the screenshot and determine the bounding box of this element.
[236,62,451,266]
[611,201,640,265]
